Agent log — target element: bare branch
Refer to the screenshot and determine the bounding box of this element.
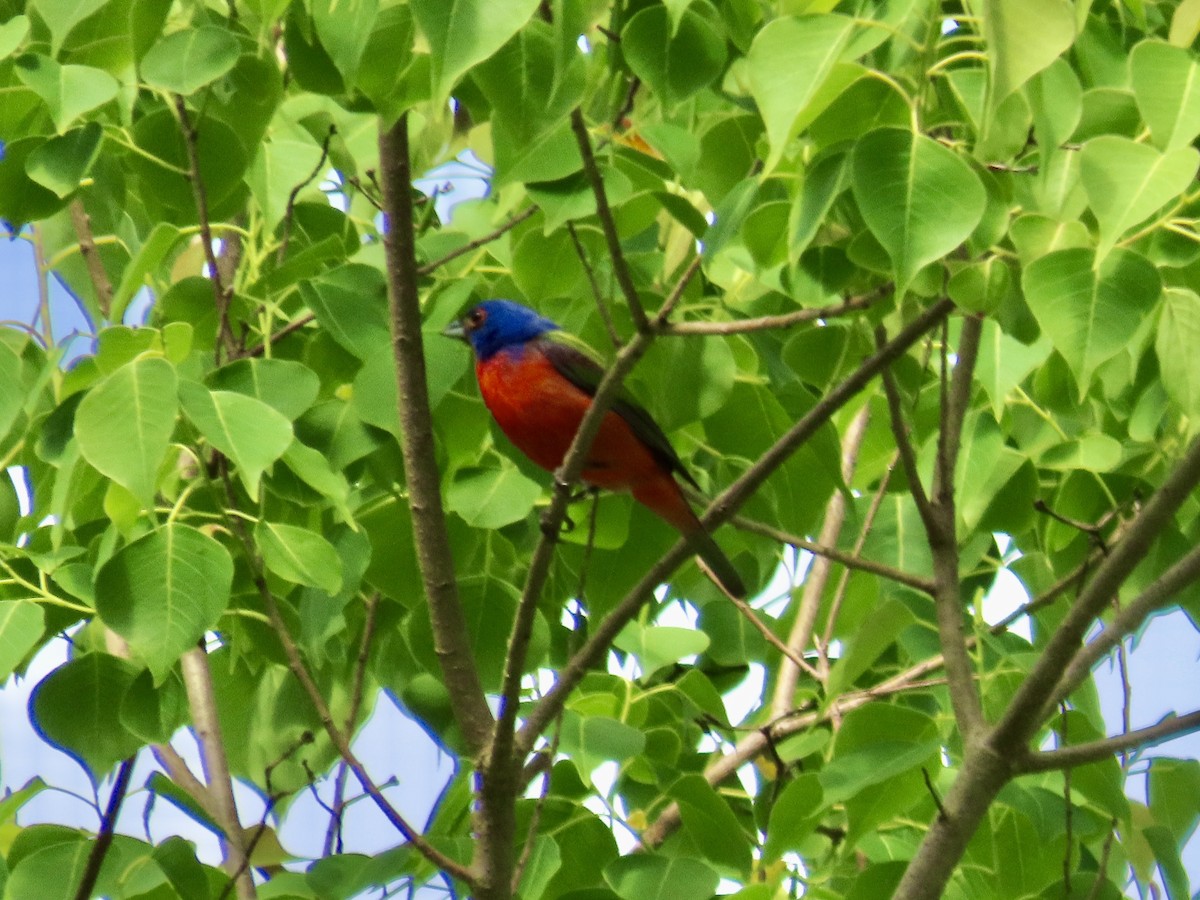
[772,405,871,714]
[181,646,256,899]
[993,433,1200,752]
[378,115,494,752]
[1017,710,1200,773]
[72,757,135,900]
[173,95,236,362]
[416,206,537,277]
[570,108,647,331]
[68,199,114,319]
[661,290,885,336]
[1044,542,1200,717]
[729,512,936,595]
[277,124,336,265]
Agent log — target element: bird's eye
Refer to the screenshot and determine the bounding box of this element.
[466,308,486,330]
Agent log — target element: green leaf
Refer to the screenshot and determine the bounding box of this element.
[1131,41,1200,151]
[1079,135,1198,257]
[30,653,143,780]
[764,774,825,861]
[110,224,183,325]
[1022,247,1161,396]
[622,3,726,108]
[981,0,1075,103]
[747,14,856,172]
[179,381,293,495]
[0,601,44,680]
[140,26,241,95]
[256,521,343,594]
[76,355,178,509]
[1149,758,1200,844]
[446,463,542,529]
[826,597,915,696]
[850,128,986,295]
[95,524,234,683]
[299,264,390,359]
[1156,292,1200,427]
[24,122,102,197]
[613,623,710,675]
[14,55,118,133]
[474,22,585,186]
[410,0,541,103]
[312,0,378,87]
[28,0,106,55]
[206,358,320,420]
[6,835,90,899]
[0,15,30,58]
[605,856,719,900]
[0,341,25,449]
[668,774,752,875]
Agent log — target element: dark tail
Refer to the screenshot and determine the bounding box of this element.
[633,476,747,599]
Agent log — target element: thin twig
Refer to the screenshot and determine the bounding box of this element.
[570,107,647,331]
[72,757,136,900]
[922,767,948,821]
[511,718,562,893]
[69,199,114,319]
[640,653,952,847]
[729,506,936,595]
[661,291,884,336]
[416,206,536,276]
[568,221,621,348]
[173,95,236,362]
[772,405,871,715]
[277,125,336,265]
[727,593,819,677]
[878,328,935,532]
[246,312,315,358]
[252,571,474,883]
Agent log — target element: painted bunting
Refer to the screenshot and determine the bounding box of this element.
[443,299,746,599]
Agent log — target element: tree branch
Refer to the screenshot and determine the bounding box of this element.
[570,107,647,331]
[660,290,885,336]
[926,313,984,739]
[729,511,936,595]
[181,646,256,900]
[771,405,871,714]
[173,95,236,362]
[377,115,493,753]
[72,757,135,900]
[993,432,1200,752]
[68,199,113,319]
[641,654,951,847]
[416,207,537,277]
[1044,542,1200,718]
[1017,710,1200,773]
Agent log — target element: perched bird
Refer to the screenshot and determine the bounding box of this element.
[443,299,745,598]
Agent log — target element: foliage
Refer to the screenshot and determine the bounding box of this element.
[1,0,1200,898]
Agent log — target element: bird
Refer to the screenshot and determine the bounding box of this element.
[443,299,746,599]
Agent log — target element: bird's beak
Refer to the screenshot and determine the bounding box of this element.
[441,320,467,341]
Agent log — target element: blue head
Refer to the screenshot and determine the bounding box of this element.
[443,299,561,361]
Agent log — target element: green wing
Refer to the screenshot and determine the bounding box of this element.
[539,334,700,490]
